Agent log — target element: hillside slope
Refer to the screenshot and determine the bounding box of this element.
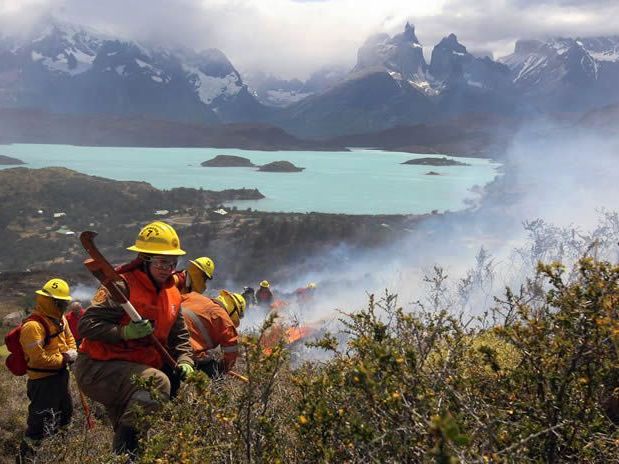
[0,167,424,281]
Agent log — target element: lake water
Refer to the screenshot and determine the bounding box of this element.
[1,144,501,215]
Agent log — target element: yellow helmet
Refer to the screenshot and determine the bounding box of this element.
[35,278,72,301]
[127,221,186,256]
[189,257,215,279]
[217,290,246,326]
[260,280,270,288]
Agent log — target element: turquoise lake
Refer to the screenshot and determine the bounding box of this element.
[1,144,501,215]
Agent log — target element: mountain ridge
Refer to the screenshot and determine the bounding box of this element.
[1,19,618,139]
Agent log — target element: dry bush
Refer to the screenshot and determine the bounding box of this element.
[0,372,28,464]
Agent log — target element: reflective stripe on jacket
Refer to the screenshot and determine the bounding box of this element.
[181,292,239,371]
[80,267,182,369]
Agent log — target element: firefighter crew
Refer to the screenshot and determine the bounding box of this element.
[74,221,195,456]
[180,278,245,381]
[173,256,215,295]
[256,280,274,307]
[18,278,77,462]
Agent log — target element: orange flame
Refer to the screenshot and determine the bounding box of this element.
[261,324,315,354]
[286,325,314,345]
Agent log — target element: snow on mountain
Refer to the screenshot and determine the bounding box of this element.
[245,66,346,107]
[500,36,619,87]
[353,22,434,94]
[578,36,619,62]
[0,18,262,123]
[499,36,619,111]
[26,21,102,76]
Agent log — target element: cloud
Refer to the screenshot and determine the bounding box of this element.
[0,0,617,78]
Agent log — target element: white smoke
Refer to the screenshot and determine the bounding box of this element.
[70,283,98,305]
[240,118,619,344]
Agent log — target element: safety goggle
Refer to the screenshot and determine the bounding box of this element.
[145,256,179,271]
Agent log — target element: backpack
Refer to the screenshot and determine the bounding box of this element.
[4,314,62,376]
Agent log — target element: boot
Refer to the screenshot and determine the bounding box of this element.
[16,438,37,464]
[112,425,139,458]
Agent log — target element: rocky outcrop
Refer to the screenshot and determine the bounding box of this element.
[201,155,255,167]
[258,161,304,172]
[0,155,25,165]
[425,171,441,175]
[403,157,470,166]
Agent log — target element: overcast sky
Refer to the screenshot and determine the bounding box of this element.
[1,0,617,78]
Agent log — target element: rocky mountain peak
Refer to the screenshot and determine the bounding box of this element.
[437,33,467,53]
[429,33,470,81]
[400,22,419,44]
[353,23,427,83]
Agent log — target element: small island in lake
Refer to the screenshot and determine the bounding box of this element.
[425,171,441,176]
[0,155,26,165]
[402,157,470,167]
[201,155,255,167]
[258,161,305,172]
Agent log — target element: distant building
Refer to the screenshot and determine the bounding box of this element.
[56,226,75,235]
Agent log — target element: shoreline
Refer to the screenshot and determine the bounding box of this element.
[2,144,500,217]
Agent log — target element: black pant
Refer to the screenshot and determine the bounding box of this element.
[26,369,73,440]
[164,359,225,398]
[196,359,225,379]
[162,364,182,399]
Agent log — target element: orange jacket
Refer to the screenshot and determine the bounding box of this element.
[80,267,182,369]
[181,292,239,371]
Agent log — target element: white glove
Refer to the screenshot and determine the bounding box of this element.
[63,349,78,363]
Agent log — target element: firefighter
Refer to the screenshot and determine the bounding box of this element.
[255,280,274,307]
[174,256,215,295]
[65,301,86,346]
[294,282,317,304]
[180,277,245,381]
[18,278,77,462]
[74,221,195,457]
[242,286,257,307]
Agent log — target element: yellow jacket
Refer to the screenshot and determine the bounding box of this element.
[19,296,77,380]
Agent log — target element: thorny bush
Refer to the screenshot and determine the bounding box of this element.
[5,256,618,463]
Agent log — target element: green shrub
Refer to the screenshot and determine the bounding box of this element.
[3,256,617,463]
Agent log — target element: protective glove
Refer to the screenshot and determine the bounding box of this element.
[177,362,195,380]
[62,349,78,365]
[121,320,154,340]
